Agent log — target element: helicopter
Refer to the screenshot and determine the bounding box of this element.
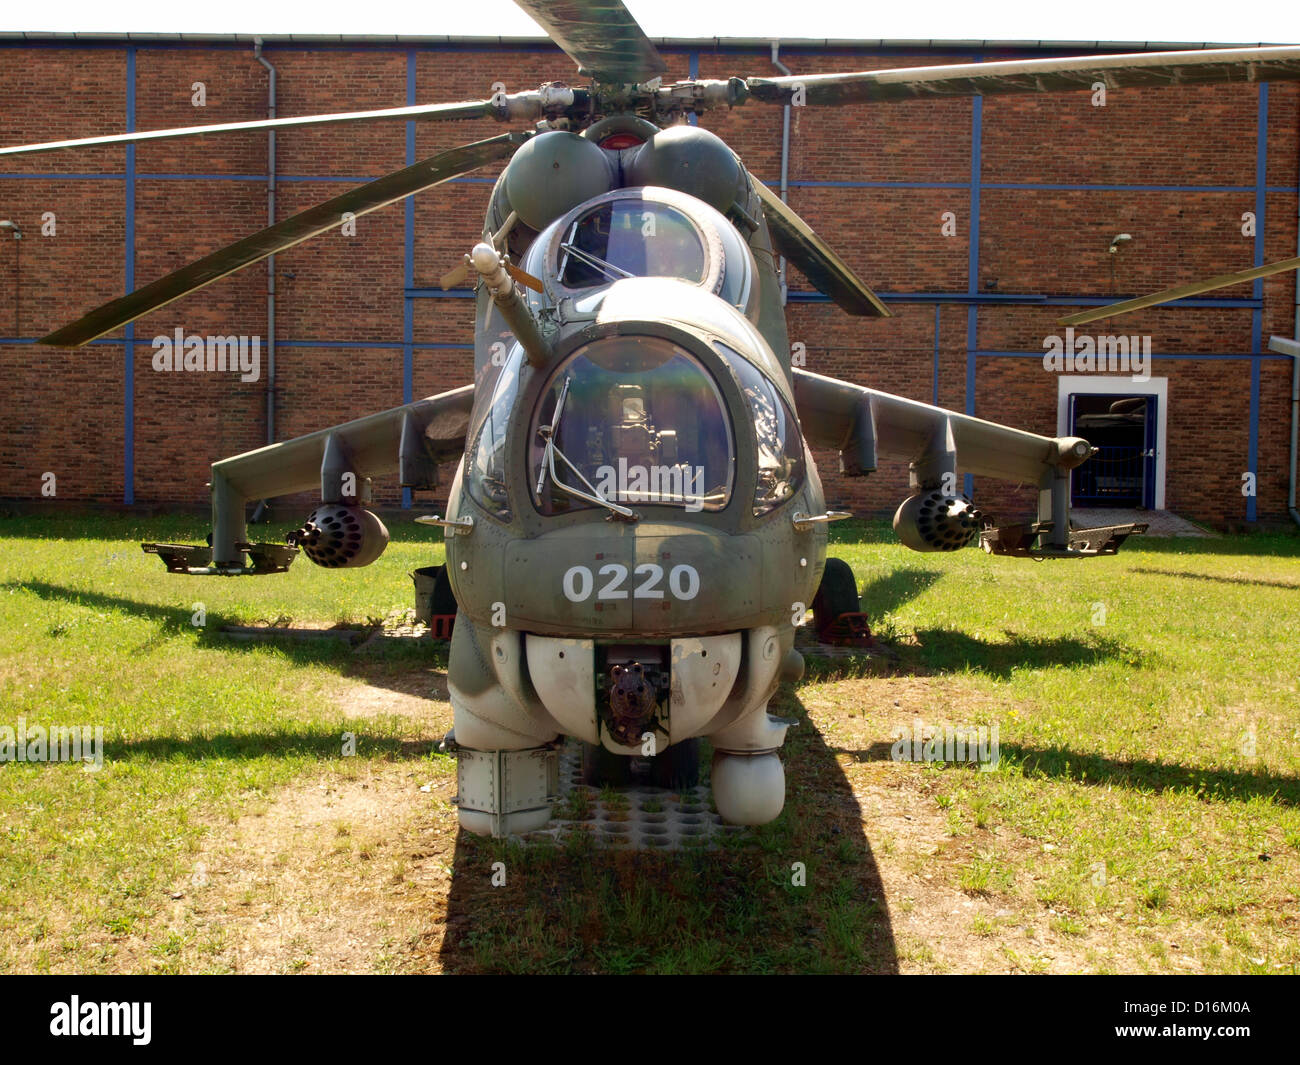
[6,1,1300,837]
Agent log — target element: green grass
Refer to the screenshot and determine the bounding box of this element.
[1,512,1298,973]
[0,512,450,972]
[812,518,1300,972]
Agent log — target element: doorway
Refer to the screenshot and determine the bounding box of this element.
[1068,394,1157,508]
[1056,377,1167,511]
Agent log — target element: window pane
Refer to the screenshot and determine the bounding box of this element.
[560,201,706,287]
[532,338,733,514]
[465,350,522,521]
[725,348,806,515]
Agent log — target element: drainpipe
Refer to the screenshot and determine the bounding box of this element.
[1288,339,1299,528]
[252,39,277,524]
[0,220,20,335]
[254,39,277,446]
[1291,101,1300,529]
[770,41,792,305]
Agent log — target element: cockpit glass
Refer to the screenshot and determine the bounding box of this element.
[465,347,523,521]
[531,337,733,514]
[558,201,706,288]
[721,345,806,515]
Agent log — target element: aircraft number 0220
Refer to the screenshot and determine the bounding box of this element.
[562,563,700,603]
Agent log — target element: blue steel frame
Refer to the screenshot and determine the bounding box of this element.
[0,38,1289,516]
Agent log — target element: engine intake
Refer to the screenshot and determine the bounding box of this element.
[893,490,983,553]
[290,504,389,568]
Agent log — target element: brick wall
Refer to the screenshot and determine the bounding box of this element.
[0,38,1297,526]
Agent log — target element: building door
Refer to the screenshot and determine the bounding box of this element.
[1068,393,1157,509]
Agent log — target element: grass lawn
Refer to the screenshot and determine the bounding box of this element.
[0,511,1297,973]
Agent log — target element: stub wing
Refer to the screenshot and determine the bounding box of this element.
[792,369,1146,558]
[143,385,474,573]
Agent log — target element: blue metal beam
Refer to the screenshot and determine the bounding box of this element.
[688,51,698,126]
[975,350,1288,361]
[403,46,416,509]
[1247,82,1268,523]
[965,92,982,499]
[9,172,1291,196]
[933,304,941,405]
[123,46,136,507]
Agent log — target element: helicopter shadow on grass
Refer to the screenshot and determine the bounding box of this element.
[1129,567,1300,591]
[4,579,454,728]
[839,739,1300,807]
[836,568,1139,679]
[14,581,896,971]
[435,687,898,975]
[1126,534,1300,560]
[902,628,1140,679]
[855,567,945,622]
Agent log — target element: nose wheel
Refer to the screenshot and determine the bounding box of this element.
[581,737,701,789]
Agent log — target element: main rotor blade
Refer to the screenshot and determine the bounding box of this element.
[41,132,527,348]
[746,45,1300,106]
[753,181,891,318]
[513,0,666,84]
[1058,255,1300,326]
[0,98,495,157]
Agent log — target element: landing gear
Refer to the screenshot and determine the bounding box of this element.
[581,740,634,787]
[812,557,860,626]
[649,737,700,789]
[812,557,872,643]
[580,737,702,789]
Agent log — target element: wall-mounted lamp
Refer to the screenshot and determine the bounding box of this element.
[1107,232,1133,294]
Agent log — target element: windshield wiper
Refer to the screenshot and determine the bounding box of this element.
[535,377,637,520]
[616,489,728,508]
[559,242,635,283]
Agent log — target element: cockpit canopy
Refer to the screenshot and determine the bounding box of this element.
[531,336,734,515]
[464,335,808,523]
[559,200,706,288]
[527,186,754,312]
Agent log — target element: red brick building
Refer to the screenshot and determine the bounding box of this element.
[1,33,1297,527]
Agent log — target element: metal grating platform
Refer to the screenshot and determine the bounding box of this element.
[519,741,752,850]
[1072,508,1216,537]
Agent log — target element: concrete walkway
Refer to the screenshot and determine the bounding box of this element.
[1073,508,1216,537]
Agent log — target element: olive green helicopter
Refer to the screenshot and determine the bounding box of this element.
[7,1,1300,835]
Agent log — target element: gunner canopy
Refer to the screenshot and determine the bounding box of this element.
[531,336,733,515]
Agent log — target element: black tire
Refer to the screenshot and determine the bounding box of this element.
[812,557,860,630]
[581,741,634,787]
[649,737,701,789]
[429,564,459,615]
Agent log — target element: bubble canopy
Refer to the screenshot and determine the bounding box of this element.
[529,186,753,310]
[529,336,735,515]
[557,200,706,288]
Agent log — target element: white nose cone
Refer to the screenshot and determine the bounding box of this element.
[711,751,785,826]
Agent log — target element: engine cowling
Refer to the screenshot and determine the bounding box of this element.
[291,504,389,568]
[893,490,983,552]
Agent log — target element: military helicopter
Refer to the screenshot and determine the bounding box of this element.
[6,1,1300,836]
